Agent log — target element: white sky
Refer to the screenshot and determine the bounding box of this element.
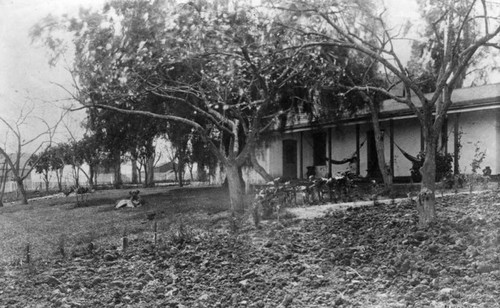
[0,0,107,147]
[0,0,422,151]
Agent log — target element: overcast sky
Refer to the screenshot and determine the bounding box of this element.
[0,0,419,148]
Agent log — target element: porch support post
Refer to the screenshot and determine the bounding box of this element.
[454,113,460,175]
[420,125,424,152]
[390,119,394,179]
[356,124,360,175]
[328,127,332,177]
[300,131,304,179]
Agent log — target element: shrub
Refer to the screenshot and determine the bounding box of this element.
[410,151,453,183]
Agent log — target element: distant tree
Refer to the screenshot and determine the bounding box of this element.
[75,134,105,188]
[50,144,68,191]
[132,139,158,187]
[30,150,52,192]
[189,134,219,182]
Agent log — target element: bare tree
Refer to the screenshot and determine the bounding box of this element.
[0,106,64,204]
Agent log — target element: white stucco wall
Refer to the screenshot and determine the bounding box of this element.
[268,136,283,178]
[456,109,498,174]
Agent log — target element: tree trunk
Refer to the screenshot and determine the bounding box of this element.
[226,162,246,231]
[188,163,194,181]
[137,164,142,184]
[173,163,178,182]
[365,93,393,189]
[131,159,138,184]
[177,161,184,187]
[0,168,7,206]
[88,165,95,189]
[17,178,28,205]
[373,125,393,189]
[56,168,63,191]
[198,163,207,182]
[44,174,49,192]
[250,150,273,182]
[144,156,155,187]
[417,133,438,226]
[113,152,122,189]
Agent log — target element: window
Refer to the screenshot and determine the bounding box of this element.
[312,132,326,166]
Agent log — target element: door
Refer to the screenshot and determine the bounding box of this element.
[282,139,297,179]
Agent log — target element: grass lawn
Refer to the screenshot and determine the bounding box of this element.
[0,186,230,264]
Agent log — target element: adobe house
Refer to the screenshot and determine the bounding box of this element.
[244,83,500,184]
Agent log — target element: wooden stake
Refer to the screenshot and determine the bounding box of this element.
[122,228,128,253]
[122,236,128,253]
[59,235,66,258]
[25,243,30,264]
[153,221,158,247]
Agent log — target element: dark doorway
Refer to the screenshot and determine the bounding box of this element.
[312,132,327,166]
[282,139,297,179]
[366,130,382,179]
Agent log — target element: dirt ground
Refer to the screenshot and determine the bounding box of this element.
[1,187,500,307]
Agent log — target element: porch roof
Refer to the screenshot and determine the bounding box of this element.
[381,82,500,114]
[282,83,500,132]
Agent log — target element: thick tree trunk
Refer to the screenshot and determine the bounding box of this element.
[56,168,63,191]
[113,152,122,189]
[417,134,437,226]
[17,179,28,205]
[198,164,207,182]
[373,123,393,189]
[73,166,80,187]
[131,159,138,184]
[88,165,95,189]
[144,156,155,187]
[225,162,246,229]
[365,93,393,189]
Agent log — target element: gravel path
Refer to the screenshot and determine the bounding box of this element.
[287,189,491,220]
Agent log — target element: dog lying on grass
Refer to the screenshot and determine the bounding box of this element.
[115,190,145,209]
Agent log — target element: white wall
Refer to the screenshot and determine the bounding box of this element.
[456,110,498,174]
